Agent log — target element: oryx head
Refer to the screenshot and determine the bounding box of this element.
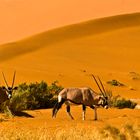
[92,75,109,109]
[2,71,18,99]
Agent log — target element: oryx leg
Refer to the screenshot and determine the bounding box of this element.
[90,106,97,120]
[65,102,74,120]
[82,105,86,120]
[52,99,65,118]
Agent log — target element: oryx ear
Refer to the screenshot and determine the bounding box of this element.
[13,86,18,90]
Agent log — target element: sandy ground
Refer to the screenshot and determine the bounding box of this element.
[0,106,140,133]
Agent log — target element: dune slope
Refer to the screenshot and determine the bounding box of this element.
[0,13,140,99]
[0,13,140,62]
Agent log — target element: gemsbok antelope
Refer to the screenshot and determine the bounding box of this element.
[0,71,17,108]
[52,75,109,120]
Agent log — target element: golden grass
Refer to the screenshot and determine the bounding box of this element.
[0,107,140,139]
[0,124,140,140]
[0,106,140,139]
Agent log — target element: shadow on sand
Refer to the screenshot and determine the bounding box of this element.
[13,111,34,118]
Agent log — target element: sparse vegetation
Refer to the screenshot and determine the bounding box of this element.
[106,91,137,109]
[113,98,137,109]
[0,118,5,122]
[107,80,125,86]
[129,72,140,80]
[8,81,63,113]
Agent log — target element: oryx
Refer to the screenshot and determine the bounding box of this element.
[52,75,109,120]
[0,71,18,108]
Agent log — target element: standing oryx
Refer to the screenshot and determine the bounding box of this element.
[0,71,17,107]
[52,75,109,120]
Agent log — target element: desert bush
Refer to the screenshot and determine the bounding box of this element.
[9,81,63,113]
[113,98,137,109]
[107,79,124,86]
[106,91,137,109]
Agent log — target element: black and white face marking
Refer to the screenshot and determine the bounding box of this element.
[7,87,13,99]
[2,86,18,99]
[98,96,108,109]
[2,86,12,99]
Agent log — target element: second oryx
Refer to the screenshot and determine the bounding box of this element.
[52,75,109,120]
[0,71,18,108]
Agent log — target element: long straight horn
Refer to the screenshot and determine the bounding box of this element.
[2,72,9,88]
[91,74,104,95]
[11,71,16,88]
[97,76,107,96]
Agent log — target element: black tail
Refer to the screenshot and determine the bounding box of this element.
[52,102,58,118]
[52,99,65,118]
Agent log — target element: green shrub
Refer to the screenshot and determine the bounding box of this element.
[106,91,137,109]
[9,81,63,113]
[113,98,137,109]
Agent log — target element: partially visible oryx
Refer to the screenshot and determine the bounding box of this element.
[0,71,17,107]
[52,75,109,120]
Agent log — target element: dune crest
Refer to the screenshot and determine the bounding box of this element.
[0,13,140,62]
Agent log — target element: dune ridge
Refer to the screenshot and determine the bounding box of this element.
[0,12,140,62]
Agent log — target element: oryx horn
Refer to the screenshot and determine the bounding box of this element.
[91,74,105,97]
[11,71,16,88]
[2,72,9,88]
[97,76,107,97]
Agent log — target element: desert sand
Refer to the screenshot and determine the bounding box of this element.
[0,13,140,97]
[0,13,140,138]
[0,0,140,44]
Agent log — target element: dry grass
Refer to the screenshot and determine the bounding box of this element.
[0,107,140,140]
[0,124,140,140]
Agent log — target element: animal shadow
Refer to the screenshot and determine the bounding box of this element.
[13,111,34,118]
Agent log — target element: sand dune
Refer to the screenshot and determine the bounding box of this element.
[0,13,140,62]
[0,13,140,99]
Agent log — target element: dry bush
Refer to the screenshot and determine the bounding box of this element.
[8,81,63,113]
[129,72,140,80]
[106,90,137,109]
[107,80,125,86]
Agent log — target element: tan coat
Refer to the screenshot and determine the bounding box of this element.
[59,87,100,106]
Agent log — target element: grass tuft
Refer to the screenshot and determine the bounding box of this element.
[0,124,139,140]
